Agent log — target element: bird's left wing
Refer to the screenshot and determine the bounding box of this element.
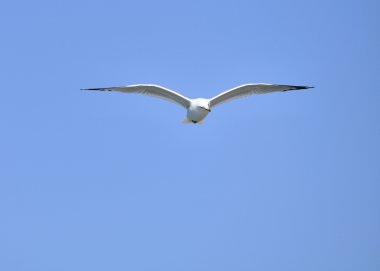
[209,83,313,107]
[81,84,191,109]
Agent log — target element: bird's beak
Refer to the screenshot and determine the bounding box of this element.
[207,108,211,112]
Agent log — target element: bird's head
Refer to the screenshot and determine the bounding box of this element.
[193,98,211,112]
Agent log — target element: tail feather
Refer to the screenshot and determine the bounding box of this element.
[182,118,192,124]
[181,118,204,124]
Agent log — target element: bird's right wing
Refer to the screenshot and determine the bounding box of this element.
[210,83,313,107]
[81,84,191,109]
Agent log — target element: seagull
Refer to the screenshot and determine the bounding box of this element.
[81,83,313,123]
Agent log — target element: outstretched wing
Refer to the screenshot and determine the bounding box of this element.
[210,83,313,107]
[82,84,191,109]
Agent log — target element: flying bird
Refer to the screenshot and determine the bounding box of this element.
[81,83,313,123]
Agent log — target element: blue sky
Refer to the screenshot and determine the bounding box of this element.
[0,0,379,270]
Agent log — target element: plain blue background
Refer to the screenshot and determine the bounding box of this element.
[1,0,379,270]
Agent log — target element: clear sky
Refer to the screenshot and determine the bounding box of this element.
[0,0,379,270]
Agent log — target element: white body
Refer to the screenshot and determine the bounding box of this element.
[82,83,313,123]
[186,98,210,123]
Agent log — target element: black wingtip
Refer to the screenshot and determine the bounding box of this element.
[283,85,314,91]
[80,88,112,91]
